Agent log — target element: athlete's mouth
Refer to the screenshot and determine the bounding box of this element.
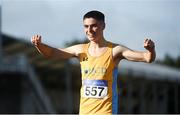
[87,33,96,37]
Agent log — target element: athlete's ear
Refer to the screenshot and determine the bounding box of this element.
[102,22,106,30]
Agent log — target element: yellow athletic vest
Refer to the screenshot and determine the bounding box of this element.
[79,42,119,114]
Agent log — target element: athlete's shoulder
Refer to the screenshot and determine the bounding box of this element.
[110,41,128,58]
[73,43,89,55]
[74,43,88,51]
[61,43,88,58]
[107,41,124,49]
[68,43,88,49]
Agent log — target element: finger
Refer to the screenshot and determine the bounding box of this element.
[146,39,152,45]
[148,39,154,45]
[148,41,155,48]
[144,39,148,43]
[148,39,152,43]
[150,41,155,48]
[36,35,39,38]
[144,39,149,45]
[32,35,37,44]
[38,35,41,41]
[31,36,35,43]
[37,36,41,43]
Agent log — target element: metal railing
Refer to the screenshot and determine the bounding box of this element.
[0,54,55,113]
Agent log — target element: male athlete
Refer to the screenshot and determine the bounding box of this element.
[31,10,156,114]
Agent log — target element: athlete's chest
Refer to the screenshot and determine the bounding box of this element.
[88,46,108,57]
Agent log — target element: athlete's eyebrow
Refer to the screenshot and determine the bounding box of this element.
[84,24,89,28]
[83,24,98,28]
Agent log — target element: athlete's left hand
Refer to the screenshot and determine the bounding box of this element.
[144,39,155,51]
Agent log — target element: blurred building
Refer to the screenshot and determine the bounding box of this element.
[0,34,180,114]
[118,60,180,113]
[0,34,56,113]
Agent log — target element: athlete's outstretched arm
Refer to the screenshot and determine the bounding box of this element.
[123,39,156,63]
[31,35,80,59]
[114,39,156,63]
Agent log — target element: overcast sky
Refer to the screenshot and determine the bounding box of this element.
[1,0,180,60]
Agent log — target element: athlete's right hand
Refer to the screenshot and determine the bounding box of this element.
[31,35,42,46]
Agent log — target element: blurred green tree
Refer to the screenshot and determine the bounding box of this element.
[64,38,88,47]
[163,54,175,67]
[158,53,180,69]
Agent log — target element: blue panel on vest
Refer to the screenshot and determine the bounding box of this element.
[112,67,119,114]
[83,80,108,86]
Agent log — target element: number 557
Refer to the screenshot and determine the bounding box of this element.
[85,86,105,97]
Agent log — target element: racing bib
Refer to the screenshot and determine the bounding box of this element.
[83,80,108,98]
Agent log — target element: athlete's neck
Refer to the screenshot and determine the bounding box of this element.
[88,38,108,57]
[89,37,108,49]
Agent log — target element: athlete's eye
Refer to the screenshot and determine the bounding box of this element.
[92,24,97,27]
[84,25,88,28]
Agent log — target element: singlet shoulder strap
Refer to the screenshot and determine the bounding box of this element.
[82,43,89,53]
[107,41,113,49]
[107,41,116,66]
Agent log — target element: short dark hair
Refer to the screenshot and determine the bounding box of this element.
[83,10,105,22]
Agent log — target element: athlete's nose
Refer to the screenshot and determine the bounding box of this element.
[87,26,93,34]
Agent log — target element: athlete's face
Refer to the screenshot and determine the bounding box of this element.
[83,18,105,42]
